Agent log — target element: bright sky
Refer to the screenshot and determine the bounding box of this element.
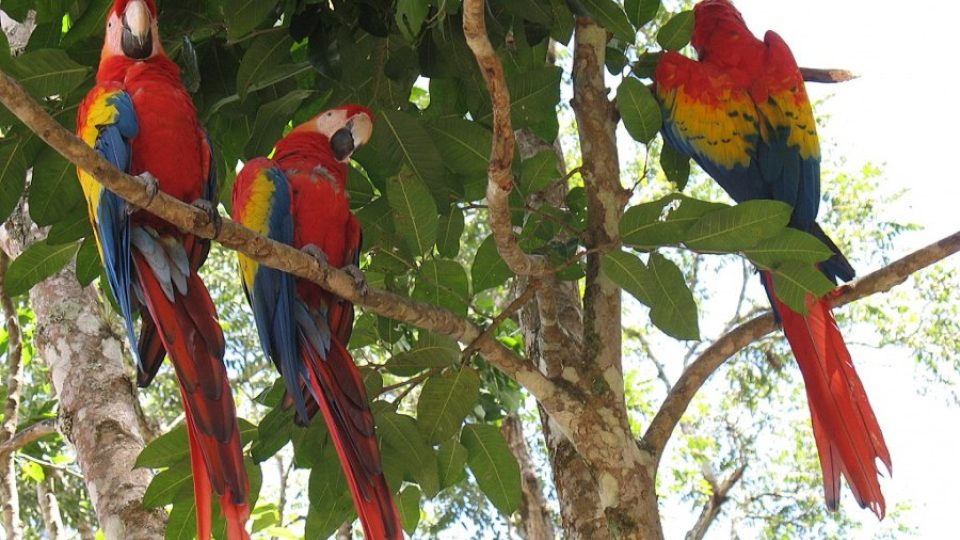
[707,1,960,537]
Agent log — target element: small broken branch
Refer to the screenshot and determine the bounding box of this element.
[800,67,858,83]
[463,0,552,278]
[642,230,960,464]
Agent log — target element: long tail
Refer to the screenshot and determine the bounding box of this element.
[302,337,403,539]
[763,272,891,517]
[134,251,251,539]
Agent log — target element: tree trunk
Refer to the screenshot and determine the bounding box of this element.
[0,213,166,539]
[501,413,556,539]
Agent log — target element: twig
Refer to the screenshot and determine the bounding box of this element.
[800,67,858,83]
[463,0,551,278]
[642,229,960,465]
[463,280,541,361]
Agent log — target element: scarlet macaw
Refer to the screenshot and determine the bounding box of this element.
[232,106,402,539]
[76,1,249,537]
[654,0,891,517]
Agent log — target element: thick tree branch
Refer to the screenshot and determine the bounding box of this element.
[0,67,574,427]
[642,230,960,464]
[462,0,551,278]
[800,67,857,83]
[0,419,58,459]
[0,250,24,540]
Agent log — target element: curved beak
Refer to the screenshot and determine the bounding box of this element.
[121,0,153,60]
[330,113,373,162]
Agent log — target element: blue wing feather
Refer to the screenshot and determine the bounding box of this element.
[91,92,140,365]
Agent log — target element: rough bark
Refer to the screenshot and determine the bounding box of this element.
[502,413,556,539]
[0,252,24,540]
[568,17,660,539]
[0,215,166,540]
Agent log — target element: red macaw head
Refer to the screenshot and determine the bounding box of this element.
[692,0,748,56]
[292,105,375,163]
[102,0,162,62]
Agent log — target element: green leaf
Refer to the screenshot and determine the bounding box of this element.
[5,241,79,297]
[427,118,491,178]
[684,200,792,252]
[506,66,562,141]
[646,252,699,339]
[305,444,355,540]
[436,207,465,258]
[22,460,45,482]
[12,49,90,98]
[251,406,294,463]
[375,110,448,203]
[75,236,100,287]
[460,424,521,516]
[520,150,560,195]
[397,0,430,41]
[225,0,280,40]
[387,166,438,257]
[62,0,113,47]
[46,207,92,245]
[135,424,189,468]
[164,481,196,540]
[744,228,833,268]
[412,258,469,315]
[0,136,28,225]
[657,11,695,51]
[601,249,653,305]
[617,77,661,143]
[580,0,636,42]
[244,89,312,157]
[620,195,725,248]
[397,485,422,535]
[236,30,293,101]
[472,234,512,293]
[437,440,468,489]
[417,367,481,444]
[385,332,459,376]
[768,262,836,314]
[660,138,691,190]
[143,459,193,508]
[29,146,84,226]
[376,409,439,496]
[624,0,661,28]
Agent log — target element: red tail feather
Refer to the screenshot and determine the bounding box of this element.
[303,338,403,539]
[135,252,250,538]
[766,273,891,517]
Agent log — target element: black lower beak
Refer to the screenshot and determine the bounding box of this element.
[330,128,356,161]
[122,25,153,60]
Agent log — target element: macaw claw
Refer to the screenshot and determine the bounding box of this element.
[342,264,368,296]
[301,244,329,268]
[128,172,160,215]
[191,198,222,237]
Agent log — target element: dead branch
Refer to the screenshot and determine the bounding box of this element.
[800,67,858,83]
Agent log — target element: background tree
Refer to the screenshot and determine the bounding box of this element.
[0,1,957,539]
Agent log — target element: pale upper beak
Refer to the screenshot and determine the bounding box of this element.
[121,0,153,59]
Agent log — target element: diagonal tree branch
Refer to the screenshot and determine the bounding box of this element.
[462,0,551,278]
[0,66,574,429]
[800,67,857,83]
[0,419,58,460]
[642,230,960,464]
